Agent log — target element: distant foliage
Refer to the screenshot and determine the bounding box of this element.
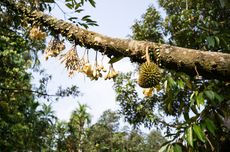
[54,107,166,152]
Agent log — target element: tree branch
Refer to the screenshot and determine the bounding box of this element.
[2,0,230,81]
[0,87,58,97]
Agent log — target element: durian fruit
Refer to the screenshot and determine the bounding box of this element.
[137,62,161,88]
[137,46,161,88]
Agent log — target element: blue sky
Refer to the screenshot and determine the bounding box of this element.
[37,0,158,124]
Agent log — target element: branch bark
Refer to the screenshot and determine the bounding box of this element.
[2,0,230,81]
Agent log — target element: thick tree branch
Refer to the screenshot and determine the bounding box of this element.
[2,0,230,81]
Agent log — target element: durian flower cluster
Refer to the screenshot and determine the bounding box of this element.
[29,26,46,41]
[60,46,81,76]
[60,47,118,80]
[45,38,66,60]
[28,24,119,81]
[104,64,118,80]
[80,55,106,80]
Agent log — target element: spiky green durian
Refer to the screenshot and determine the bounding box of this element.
[137,62,161,88]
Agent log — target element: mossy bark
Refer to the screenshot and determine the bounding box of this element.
[4,0,230,81]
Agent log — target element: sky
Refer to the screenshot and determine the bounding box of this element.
[37,0,158,124]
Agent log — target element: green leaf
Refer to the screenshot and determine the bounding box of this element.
[204,90,215,101]
[204,90,223,103]
[165,92,173,114]
[75,9,84,13]
[186,126,193,147]
[173,144,182,152]
[189,91,196,105]
[159,144,169,152]
[82,15,91,20]
[164,80,168,92]
[193,124,206,143]
[183,112,189,121]
[108,56,124,64]
[44,0,55,3]
[167,145,174,152]
[190,91,195,100]
[207,36,215,48]
[214,36,220,46]
[89,0,96,7]
[69,17,78,21]
[78,22,89,29]
[177,79,185,89]
[219,0,230,8]
[205,118,216,136]
[168,77,176,87]
[214,93,224,103]
[66,3,73,9]
[196,92,204,107]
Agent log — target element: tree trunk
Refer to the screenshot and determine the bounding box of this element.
[2,0,230,81]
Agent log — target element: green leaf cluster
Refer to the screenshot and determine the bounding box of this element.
[65,0,98,28]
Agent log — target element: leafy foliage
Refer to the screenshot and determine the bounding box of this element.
[131,6,164,42]
[159,0,230,51]
[65,0,98,28]
[114,73,160,129]
[0,0,81,150]
[115,0,230,151]
[0,8,49,150]
[67,103,91,151]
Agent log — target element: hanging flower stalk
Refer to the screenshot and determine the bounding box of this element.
[45,37,65,60]
[29,26,46,41]
[60,45,81,76]
[104,64,119,80]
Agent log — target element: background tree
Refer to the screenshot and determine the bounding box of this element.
[115,0,230,151]
[0,6,49,149]
[52,107,166,152]
[144,130,167,152]
[0,0,82,150]
[67,103,91,152]
[55,121,69,152]
[87,109,166,152]
[87,110,120,151]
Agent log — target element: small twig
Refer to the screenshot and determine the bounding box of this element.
[0,87,58,97]
[194,65,199,76]
[145,46,150,64]
[55,2,68,20]
[156,119,179,128]
[95,50,98,66]
[206,135,215,151]
[186,0,188,10]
